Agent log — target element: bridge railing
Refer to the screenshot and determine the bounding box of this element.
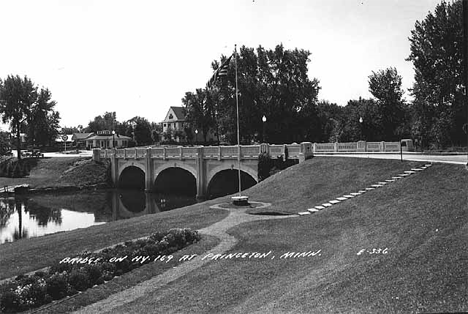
[203,147,220,158]
[268,145,284,158]
[95,142,314,162]
[286,144,301,159]
[315,143,336,152]
[312,141,406,153]
[337,142,358,152]
[149,147,164,158]
[241,145,260,158]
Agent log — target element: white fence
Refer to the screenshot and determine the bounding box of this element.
[312,141,409,153]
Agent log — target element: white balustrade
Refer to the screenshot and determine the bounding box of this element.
[203,147,219,158]
[165,147,180,157]
[269,145,284,158]
[366,142,381,152]
[337,142,358,152]
[241,145,260,158]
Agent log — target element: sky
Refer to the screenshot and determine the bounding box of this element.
[0,0,442,130]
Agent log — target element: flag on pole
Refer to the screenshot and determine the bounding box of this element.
[207,55,232,89]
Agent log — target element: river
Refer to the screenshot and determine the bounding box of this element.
[0,190,198,244]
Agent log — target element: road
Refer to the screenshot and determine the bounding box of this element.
[317,153,468,165]
[11,150,93,158]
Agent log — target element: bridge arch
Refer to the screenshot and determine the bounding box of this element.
[153,163,197,195]
[206,164,258,198]
[118,161,146,189]
[154,163,197,179]
[207,164,258,185]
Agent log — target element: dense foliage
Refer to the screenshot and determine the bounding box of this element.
[184,44,321,145]
[0,76,60,158]
[407,0,467,148]
[0,228,201,313]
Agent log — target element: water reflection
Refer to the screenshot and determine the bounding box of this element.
[0,190,197,244]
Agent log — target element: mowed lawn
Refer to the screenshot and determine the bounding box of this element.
[1,157,467,313]
[108,158,467,314]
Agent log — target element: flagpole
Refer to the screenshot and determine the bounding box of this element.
[235,44,242,197]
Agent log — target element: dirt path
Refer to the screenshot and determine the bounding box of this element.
[72,202,298,314]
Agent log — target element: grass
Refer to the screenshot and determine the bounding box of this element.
[100,158,467,314]
[0,157,109,189]
[1,156,467,313]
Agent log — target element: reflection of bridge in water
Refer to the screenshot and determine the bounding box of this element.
[109,190,196,220]
[95,143,313,199]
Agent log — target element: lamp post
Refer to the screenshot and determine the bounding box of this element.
[359,117,363,141]
[195,129,198,145]
[262,115,267,143]
[112,130,116,148]
[130,121,136,147]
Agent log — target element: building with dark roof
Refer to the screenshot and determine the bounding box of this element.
[161,106,187,142]
[85,133,132,149]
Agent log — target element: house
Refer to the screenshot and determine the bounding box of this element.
[161,106,186,142]
[72,132,95,148]
[161,106,216,143]
[85,131,132,149]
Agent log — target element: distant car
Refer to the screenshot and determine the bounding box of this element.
[31,150,44,158]
[21,149,44,158]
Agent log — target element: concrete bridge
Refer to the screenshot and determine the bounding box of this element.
[94,142,313,199]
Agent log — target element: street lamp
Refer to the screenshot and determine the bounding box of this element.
[195,129,198,145]
[130,121,136,146]
[359,117,363,140]
[112,130,116,148]
[262,115,267,143]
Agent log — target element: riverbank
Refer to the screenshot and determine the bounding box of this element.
[1,157,467,313]
[0,157,110,191]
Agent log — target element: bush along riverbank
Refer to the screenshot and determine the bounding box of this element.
[0,228,201,313]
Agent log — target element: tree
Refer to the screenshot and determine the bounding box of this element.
[316,101,344,142]
[27,87,60,148]
[0,131,11,155]
[86,112,116,133]
[0,75,37,159]
[129,116,153,146]
[61,126,80,134]
[198,44,321,144]
[368,67,406,141]
[150,122,162,144]
[182,89,215,144]
[407,0,465,148]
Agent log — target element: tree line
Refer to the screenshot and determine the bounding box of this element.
[183,0,467,149]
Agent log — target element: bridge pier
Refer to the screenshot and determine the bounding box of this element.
[145,148,153,192]
[196,147,207,199]
[111,149,119,187]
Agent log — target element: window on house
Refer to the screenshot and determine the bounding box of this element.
[169,114,173,119]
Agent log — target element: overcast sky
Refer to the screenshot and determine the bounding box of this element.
[0,0,442,129]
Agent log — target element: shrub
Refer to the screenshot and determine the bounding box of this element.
[46,274,68,300]
[49,261,73,274]
[0,291,21,313]
[258,152,273,181]
[83,265,102,286]
[68,270,90,291]
[21,279,47,308]
[0,228,201,312]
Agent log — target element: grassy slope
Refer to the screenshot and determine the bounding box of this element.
[112,158,467,314]
[0,157,109,189]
